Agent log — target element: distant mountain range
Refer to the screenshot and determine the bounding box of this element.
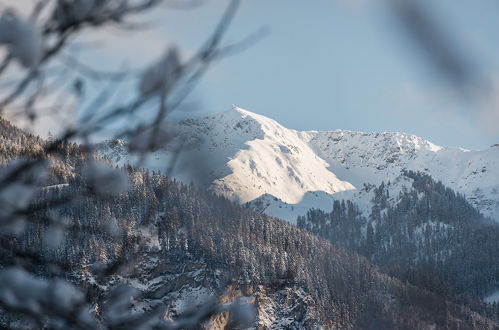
[98,106,499,223]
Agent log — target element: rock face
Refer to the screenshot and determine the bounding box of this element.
[99,251,322,329]
[98,106,499,222]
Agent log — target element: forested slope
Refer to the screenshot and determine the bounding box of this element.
[299,170,499,302]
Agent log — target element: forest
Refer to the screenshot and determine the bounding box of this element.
[298,170,499,299]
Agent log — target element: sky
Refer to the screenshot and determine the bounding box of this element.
[4,0,499,150]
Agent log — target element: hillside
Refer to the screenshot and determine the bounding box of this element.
[298,170,499,299]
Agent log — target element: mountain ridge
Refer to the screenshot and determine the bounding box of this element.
[98,106,499,222]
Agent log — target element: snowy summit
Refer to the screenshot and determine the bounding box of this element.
[99,106,499,223]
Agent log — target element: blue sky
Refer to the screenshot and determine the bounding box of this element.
[7,0,499,149]
[140,0,499,150]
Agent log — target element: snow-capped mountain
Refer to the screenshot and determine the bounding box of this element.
[98,106,499,223]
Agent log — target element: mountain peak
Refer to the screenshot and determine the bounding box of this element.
[99,107,499,221]
[223,105,283,130]
[213,105,264,119]
[231,104,250,114]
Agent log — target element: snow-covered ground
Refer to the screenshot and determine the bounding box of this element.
[98,106,499,223]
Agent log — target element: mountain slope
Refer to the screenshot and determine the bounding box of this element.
[306,129,499,219]
[98,106,499,222]
[4,149,499,329]
[298,171,499,299]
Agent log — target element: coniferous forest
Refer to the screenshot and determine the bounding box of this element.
[298,171,499,299]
